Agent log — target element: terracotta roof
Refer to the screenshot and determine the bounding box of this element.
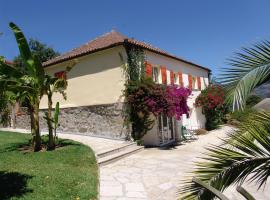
[43,30,210,71]
[4,60,14,66]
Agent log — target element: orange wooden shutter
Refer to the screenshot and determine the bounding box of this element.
[170,71,174,85]
[178,72,183,87]
[188,74,193,90]
[161,66,167,84]
[145,61,152,78]
[197,77,201,90]
[54,71,66,80]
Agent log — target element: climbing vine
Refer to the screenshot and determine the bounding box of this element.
[122,43,191,141]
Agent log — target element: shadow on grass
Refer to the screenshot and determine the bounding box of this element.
[0,142,29,153]
[0,139,81,153]
[0,171,33,200]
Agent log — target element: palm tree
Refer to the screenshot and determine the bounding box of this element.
[220,41,270,110]
[179,112,270,199]
[179,41,270,199]
[0,23,45,151]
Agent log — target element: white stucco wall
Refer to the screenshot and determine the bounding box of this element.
[40,45,209,144]
[40,46,126,109]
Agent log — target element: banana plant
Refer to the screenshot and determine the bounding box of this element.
[43,101,60,149]
[0,23,45,151]
[53,102,60,140]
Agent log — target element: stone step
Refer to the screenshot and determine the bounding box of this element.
[98,145,144,166]
[97,142,137,158]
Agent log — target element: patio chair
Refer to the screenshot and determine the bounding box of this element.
[181,126,197,140]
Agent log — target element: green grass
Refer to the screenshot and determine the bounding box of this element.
[0,131,98,200]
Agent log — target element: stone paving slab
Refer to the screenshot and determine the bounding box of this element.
[100,126,270,200]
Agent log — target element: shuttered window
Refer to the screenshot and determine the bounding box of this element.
[170,71,174,85]
[188,74,193,90]
[197,77,201,90]
[178,72,183,87]
[145,61,152,78]
[54,71,66,80]
[161,66,167,84]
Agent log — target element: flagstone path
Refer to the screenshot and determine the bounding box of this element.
[99,126,270,200]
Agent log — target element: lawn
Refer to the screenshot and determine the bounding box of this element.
[0,131,98,200]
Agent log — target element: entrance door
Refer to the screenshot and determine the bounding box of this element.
[158,114,175,146]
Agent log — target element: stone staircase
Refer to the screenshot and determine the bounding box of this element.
[97,142,144,166]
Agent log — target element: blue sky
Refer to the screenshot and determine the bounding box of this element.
[1,0,270,76]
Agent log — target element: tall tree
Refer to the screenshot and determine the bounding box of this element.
[14,38,60,67]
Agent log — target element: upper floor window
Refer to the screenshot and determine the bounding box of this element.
[174,73,178,85]
[54,71,66,80]
[152,67,159,83]
[192,77,197,90]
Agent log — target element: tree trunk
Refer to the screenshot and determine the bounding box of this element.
[47,93,55,150]
[11,104,16,129]
[32,101,42,152]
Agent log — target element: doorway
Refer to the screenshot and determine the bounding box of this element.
[158,114,175,146]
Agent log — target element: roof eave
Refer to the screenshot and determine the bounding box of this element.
[43,41,211,72]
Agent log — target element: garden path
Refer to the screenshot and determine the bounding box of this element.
[99,126,270,200]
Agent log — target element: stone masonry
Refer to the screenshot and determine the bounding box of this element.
[15,103,129,140]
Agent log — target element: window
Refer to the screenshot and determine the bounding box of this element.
[192,77,196,90]
[174,73,178,85]
[152,67,159,83]
[54,71,66,80]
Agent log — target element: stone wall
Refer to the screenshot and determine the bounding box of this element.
[15,103,130,140]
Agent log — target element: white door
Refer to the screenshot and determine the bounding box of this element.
[158,114,175,146]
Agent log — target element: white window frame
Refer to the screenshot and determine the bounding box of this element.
[152,66,160,83]
[174,73,179,85]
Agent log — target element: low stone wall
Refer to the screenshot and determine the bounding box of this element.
[15,103,130,140]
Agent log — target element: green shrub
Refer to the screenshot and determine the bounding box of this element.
[246,95,262,107]
[195,85,227,131]
[228,107,257,126]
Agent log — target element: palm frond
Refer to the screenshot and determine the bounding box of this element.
[179,111,270,200]
[220,41,270,110]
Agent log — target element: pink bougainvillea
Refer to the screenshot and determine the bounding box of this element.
[164,86,191,120]
[127,80,191,120]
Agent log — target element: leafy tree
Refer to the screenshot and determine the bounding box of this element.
[14,38,60,67]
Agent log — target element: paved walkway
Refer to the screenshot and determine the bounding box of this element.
[99,126,270,200]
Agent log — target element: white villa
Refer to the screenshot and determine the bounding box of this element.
[17,30,210,146]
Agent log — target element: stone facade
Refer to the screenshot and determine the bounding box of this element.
[15,103,130,140]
